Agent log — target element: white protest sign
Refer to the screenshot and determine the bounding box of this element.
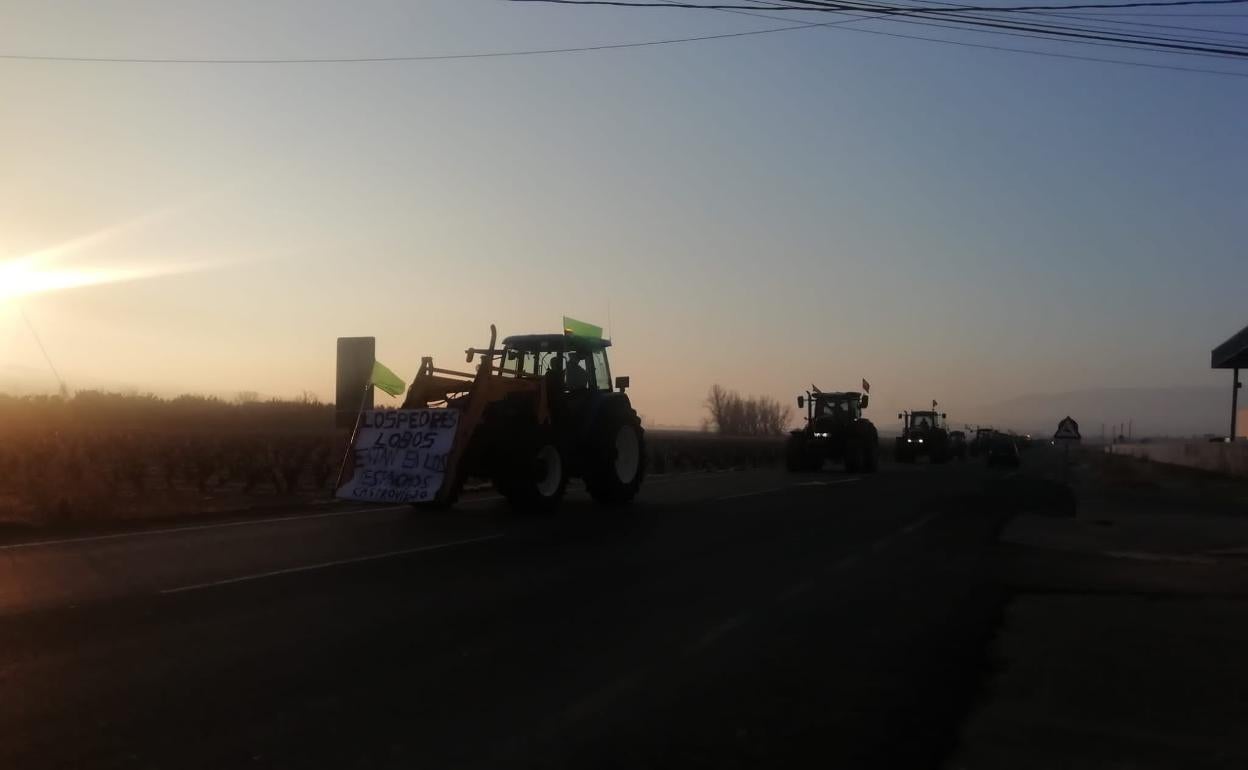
[336,409,460,503]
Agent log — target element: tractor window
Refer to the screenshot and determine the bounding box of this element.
[592,350,611,391]
[564,352,591,391]
[501,349,526,377]
[818,399,859,420]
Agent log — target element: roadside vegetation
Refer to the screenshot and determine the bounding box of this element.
[703,385,790,437]
[0,390,785,528]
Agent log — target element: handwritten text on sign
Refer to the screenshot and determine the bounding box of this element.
[337,409,460,503]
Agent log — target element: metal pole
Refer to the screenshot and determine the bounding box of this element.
[1233,367,1241,441]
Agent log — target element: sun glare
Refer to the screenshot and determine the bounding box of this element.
[0,258,138,302]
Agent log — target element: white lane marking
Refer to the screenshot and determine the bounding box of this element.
[160,533,504,594]
[0,492,513,553]
[778,580,814,602]
[1102,550,1217,565]
[0,504,412,552]
[836,553,863,570]
[795,478,862,487]
[900,512,939,537]
[871,512,940,554]
[774,513,938,603]
[687,613,749,653]
[715,477,860,502]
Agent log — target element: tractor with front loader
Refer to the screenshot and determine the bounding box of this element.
[785,388,879,473]
[399,325,645,512]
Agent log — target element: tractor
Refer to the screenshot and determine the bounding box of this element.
[785,388,879,473]
[969,426,995,457]
[398,325,645,512]
[895,409,952,463]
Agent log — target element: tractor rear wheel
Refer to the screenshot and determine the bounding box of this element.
[493,430,568,513]
[845,442,863,473]
[786,435,808,472]
[585,405,645,506]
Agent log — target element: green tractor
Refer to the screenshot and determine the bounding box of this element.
[785,388,879,473]
[895,409,952,464]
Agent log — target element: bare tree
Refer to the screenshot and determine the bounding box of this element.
[705,385,790,437]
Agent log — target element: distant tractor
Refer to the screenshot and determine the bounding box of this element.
[895,409,952,463]
[969,427,996,457]
[786,388,879,473]
[399,326,645,512]
[949,430,968,460]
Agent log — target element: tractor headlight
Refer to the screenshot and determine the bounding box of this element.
[814,432,829,438]
[906,438,913,443]
[917,438,925,444]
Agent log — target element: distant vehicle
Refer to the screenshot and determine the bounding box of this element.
[949,430,968,460]
[895,409,952,463]
[985,432,1021,468]
[969,427,995,457]
[786,388,879,473]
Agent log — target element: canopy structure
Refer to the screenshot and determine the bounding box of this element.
[1212,324,1247,440]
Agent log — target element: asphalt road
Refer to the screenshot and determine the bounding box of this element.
[0,461,1014,769]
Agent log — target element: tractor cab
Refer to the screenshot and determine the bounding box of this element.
[901,410,946,434]
[498,334,626,394]
[799,391,868,425]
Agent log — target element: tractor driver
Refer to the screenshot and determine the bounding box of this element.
[565,352,590,390]
[821,400,846,420]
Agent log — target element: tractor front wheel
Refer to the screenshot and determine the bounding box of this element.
[494,431,568,513]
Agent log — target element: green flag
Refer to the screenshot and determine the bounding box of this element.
[562,316,603,339]
[370,360,406,397]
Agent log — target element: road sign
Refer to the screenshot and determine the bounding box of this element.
[336,337,376,429]
[1054,416,1081,441]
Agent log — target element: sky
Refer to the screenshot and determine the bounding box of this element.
[1,0,1246,430]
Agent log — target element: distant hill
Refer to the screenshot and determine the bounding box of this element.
[969,386,1234,439]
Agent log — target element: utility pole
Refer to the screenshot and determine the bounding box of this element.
[1233,368,1241,441]
[1129,419,1133,440]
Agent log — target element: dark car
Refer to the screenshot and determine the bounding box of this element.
[985,432,1021,468]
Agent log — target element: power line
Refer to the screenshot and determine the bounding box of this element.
[732,0,1248,50]
[892,0,1248,38]
[515,0,1248,9]
[782,0,1248,9]
[519,0,1248,56]
[674,0,1248,74]
[790,0,1248,54]
[828,0,1248,50]
[2,2,1244,75]
[0,23,833,64]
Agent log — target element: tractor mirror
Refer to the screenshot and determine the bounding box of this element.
[797,396,805,409]
[942,413,947,419]
[860,395,869,409]
[615,375,630,392]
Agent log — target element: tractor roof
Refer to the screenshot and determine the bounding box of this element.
[501,334,611,353]
[909,410,939,417]
[813,391,862,400]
